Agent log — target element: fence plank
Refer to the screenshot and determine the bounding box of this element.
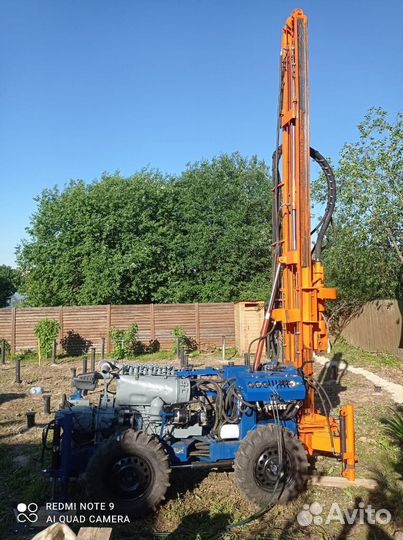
[11,308,16,354]
[0,302,236,354]
[0,300,401,357]
[58,306,63,354]
[106,304,111,353]
[195,303,200,346]
[150,304,155,341]
[341,300,403,357]
[0,309,12,344]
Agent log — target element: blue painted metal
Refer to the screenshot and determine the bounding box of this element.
[208,440,240,461]
[47,362,306,493]
[171,439,195,463]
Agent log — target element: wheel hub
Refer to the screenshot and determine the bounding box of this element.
[254,446,287,490]
[110,455,152,498]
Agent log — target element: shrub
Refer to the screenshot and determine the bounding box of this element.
[0,338,11,356]
[34,319,60,359]
[109,323,140,359]
[171,326,197,354]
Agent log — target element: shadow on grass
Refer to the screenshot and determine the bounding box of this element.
[317,351,349,411]
[163,511,231,540]
[0,441,51,540]
[167,468,212,499]
[0,392,26,405]
[364,405,403,539]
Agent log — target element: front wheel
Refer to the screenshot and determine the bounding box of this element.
[85,430,170,517]
[234,425,308,505]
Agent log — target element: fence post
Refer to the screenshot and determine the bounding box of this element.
[180,349,188,369]
[90,347,96,371]
[101,338,106,359]
[1,339,6,365]
[15,358,22,383]
[51,340,56,363]
[82,356,88,374]
[26,411,35,428]
[43,395,51,414]
[176,337,180,361]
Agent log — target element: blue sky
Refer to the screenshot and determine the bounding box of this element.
[0,0,402,266]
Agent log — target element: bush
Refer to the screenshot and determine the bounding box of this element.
[0,338,11,356]
[171,326,197,354]
[109,323,140,359]
[34,319,60,359]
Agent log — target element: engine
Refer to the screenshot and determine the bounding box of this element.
[63,361,306,445]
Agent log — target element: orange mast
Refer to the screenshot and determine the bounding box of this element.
[254,9,356,480]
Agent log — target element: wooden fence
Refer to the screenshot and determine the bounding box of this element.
[1,299,401,357]
[341,300,403,357]
[0,303,235,354]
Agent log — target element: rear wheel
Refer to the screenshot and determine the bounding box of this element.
[234,425,308,505]
[85,430,170,516]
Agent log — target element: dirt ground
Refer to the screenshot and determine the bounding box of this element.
[0,345,401,540]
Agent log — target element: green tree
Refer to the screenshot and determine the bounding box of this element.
[157,153,272,303]
[18,154,271,306]
[315,108,403,304]
[17,171,176,306]
[17,155,273,306]
[0,265,20,307]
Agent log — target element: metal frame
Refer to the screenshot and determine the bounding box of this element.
[253,9,356,480]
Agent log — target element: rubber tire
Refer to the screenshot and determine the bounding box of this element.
[234,425,308,505]
[85,430,170,517]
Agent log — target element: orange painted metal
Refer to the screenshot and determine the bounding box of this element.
[254,9,356,480]
[340,404,357,480]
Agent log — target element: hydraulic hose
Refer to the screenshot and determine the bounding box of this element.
[253,146,336,371]
[271,145,336,261]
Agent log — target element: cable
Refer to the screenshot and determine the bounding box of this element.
[305,376,337,456]
[227,399,285,530]
[41,420,55,462]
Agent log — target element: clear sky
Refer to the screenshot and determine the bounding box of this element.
[0,0,402,266]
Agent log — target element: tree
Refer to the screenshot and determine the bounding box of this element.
[0,265,20,307]
[17,171,177,306]
[17,154,273,306]
[315,108,403,304]
[156,153,273,303]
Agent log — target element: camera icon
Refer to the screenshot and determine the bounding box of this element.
[16,503,39,523]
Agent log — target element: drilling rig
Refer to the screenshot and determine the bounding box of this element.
[43,9,356,516]
[253,8,357,481]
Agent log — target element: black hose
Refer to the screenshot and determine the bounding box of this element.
[41,420,55,462]
[305,375,337,456]
[271,145,336,261]
[310,148,337,260]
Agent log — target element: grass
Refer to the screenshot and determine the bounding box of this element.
[0,347,401,539]
[7,345,239,368]
[329,337,402,371]
[133,350,177,362]
[0,443,48,523]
